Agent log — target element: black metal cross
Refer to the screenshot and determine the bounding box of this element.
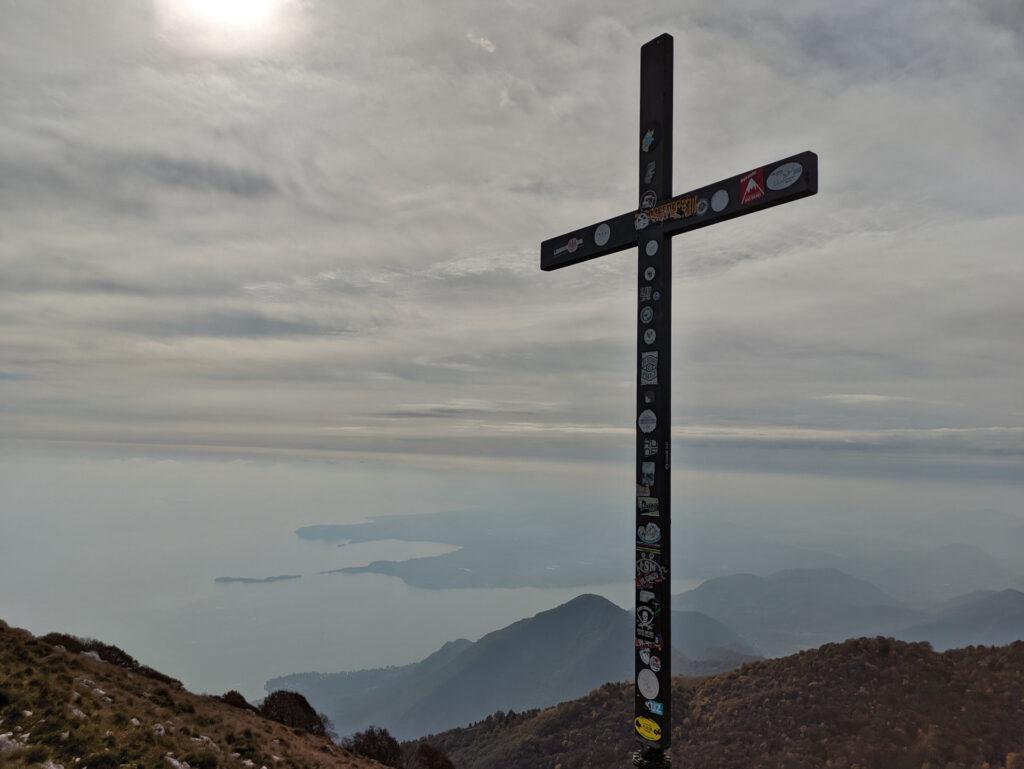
[539,33,817,764]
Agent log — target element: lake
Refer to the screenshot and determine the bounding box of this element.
[1,448,694,699]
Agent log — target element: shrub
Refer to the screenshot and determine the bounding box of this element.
[217,690,257,712]
[39,633,139,669]
[136,665,183,688]
[408,743,456,769]
[258,691,326,736]
[151,688,175,708]
[341,726,404,768]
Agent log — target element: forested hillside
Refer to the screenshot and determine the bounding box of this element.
[408,637,1024,769]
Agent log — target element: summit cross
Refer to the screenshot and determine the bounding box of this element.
[539,33,818,766]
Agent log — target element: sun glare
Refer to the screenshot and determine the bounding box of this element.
[178,0,279,30]
[156,0,291,53]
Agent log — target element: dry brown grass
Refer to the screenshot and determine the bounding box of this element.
[0,619,385,769]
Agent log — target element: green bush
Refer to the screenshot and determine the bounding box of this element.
[151,688,175,708]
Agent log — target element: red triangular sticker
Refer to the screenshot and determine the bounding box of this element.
[740,168,765,204]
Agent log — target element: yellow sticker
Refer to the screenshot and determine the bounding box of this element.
[635,716,661,742]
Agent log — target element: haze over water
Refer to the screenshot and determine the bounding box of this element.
[0,448,648,698]
[4,441,1021,699]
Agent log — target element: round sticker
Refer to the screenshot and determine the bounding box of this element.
[697,198,709,216]
[711,189,729,212]
[637,668,660,699]
[767,161,803,191]
[643,390,655,404]
[638,409,657,433]
[635,716,661,742]
[653,291,661,301]
[640,190,657,210]
[644,266,656,281]
[594,222,611,246]
[645,240,659,257]
[635,213,650,231]
[640,306,654,324]
[639,647,651,665]
[643,328,656,344]
[649,655,662,673]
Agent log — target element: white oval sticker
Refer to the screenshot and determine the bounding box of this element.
[711,189,729,212]
[644,266,656,281]
[643,328,656,345]
[645,240,658,257]
[766,162,802,191]
[637,668,659,699]
[638,409,657,433]
[594,222,611,246]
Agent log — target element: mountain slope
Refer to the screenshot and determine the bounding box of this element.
[674,568,923,655]
[0,620,382,769]
[269,595,756,740]
[899,588,1024,649]
[409,637,1024,769]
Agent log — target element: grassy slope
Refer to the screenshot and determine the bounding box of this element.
[408,637,1024,769]
[0,620,383,769]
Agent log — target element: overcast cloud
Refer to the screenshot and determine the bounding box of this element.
[1,0,1022,482]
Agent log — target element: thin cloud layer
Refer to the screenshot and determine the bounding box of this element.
[1,0,1022,479]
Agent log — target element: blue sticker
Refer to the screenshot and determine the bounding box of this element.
[641,129,656,153]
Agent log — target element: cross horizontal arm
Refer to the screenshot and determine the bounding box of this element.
[539,150,817,272]
[640,150,817,239]
[540,211,638,271]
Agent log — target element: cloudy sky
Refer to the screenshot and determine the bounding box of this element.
[2,0,1022,494]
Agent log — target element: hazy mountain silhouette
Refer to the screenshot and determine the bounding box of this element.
[300,512,1014,605]
[673,568,924,655]
[898,588,1024,649]
[268,594,755,740]
[848,542,1013,605]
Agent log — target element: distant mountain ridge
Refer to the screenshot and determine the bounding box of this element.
[297,511,1016,603]
[268,594,757,740]
[670,568,1024,658]
[898,588,1024,649]
[270,572,1024,741]
[673,568,925,655]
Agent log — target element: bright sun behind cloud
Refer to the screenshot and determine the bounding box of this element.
[178,0,279,30]
[155,0,292,54]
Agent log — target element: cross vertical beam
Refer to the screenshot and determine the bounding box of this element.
[633,33,673,761]
[537,31,818,767]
